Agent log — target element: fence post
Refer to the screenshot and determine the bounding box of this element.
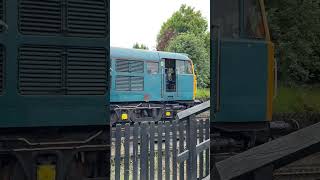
[115,125,121,180]
[187,114,197,180]
[140,122,149,180]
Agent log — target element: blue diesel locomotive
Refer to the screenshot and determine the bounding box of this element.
[110,47,197,123]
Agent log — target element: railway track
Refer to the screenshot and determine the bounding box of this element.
[212,152,320,180]
[274,166,320,180]
[273,152,320,180]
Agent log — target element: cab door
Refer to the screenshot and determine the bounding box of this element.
[162,59,178,100]
[177,60,194,100]
[211,0,275,122]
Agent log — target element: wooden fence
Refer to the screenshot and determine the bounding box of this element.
[111,116,210,180]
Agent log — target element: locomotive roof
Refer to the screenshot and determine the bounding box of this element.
[111,47,190,61]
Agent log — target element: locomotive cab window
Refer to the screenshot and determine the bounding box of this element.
[177,60,192,74]
[185,61,193,74]
[213,0,239,38]
[244,0,266,39]
[165,59,176,92]
[147,62,159,74]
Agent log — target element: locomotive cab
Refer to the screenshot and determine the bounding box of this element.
[211,0,275,123]
[163,58,196,100]
[211,0,275,148]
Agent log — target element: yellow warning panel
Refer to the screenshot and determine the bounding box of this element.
[37,164,56,180]
[121,113,128,120]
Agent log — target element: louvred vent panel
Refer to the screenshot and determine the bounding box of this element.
[19,0,62,35]
[116,60,144,73]
[116,76,144,91]
[67,0,108,37]
[18,46,63,95]
[66,48,107,95]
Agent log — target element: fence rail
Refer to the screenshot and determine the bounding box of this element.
[111,101,210,180]
[111,118,210,180]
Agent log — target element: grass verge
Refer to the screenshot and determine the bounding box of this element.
[196,88,210,101]
[273,85,320,113]
[196,86,320,113]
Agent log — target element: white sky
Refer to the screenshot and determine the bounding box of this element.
[111,0,210,50]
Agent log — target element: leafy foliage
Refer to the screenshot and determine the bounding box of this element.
[267,0,320,85]
[157,5,210,87]
[165,33,210,88]
[132,43,149,50]
[156,4,208,51]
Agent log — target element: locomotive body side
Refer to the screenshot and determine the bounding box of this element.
[110,47,196,123]
[0,1,110,179]
[210,0,276,151]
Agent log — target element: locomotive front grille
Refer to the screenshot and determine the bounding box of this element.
[18,46,107,95]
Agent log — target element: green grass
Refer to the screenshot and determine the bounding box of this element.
[196,88,210,101]
[196,86,320,113]
[273,85,320,113]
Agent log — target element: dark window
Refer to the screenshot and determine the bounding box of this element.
[244,0,266,39]
[147,62,158,74]
[177,60,193,74]
[116,60,144,73]
[213,0,239,38]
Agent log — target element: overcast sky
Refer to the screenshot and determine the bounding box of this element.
[111,0,210,50]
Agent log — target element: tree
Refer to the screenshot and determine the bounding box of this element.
[156,4,208,51]
[157,5,210,88]
[165,33,210,88]
[133,43,149,50]
[267,0,320,85]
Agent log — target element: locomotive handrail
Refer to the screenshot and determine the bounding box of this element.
[0,130,103,146]
[176,100,210,120]
[211,24,222,113]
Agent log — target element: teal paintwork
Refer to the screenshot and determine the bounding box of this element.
[213,39,269,122]
[110,47,194,103]
[0,1,109,128]
[211,0,274,123]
